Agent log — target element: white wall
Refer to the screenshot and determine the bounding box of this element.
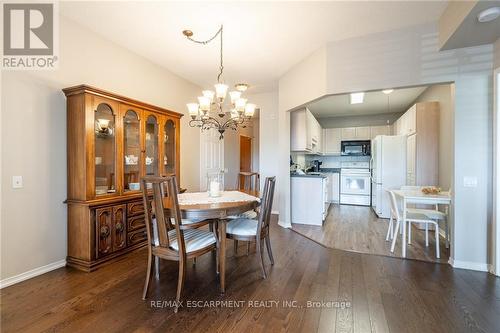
[223,123,254,189]
[246,91,279,212]
[1,16,201,281]
[278,23,494,271]
[495,38,500,69]
[414,84,454,191]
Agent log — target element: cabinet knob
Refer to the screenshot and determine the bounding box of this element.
[100,225,110,239]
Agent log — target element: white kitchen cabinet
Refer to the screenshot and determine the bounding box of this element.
[322,128,342,154]
[341,127,356,140]
[291,176,327,225]
[406,134,416,185]
[355,126,371,140]
[370,125,391,140]
[291,108,321,152]
[328,172,340,202]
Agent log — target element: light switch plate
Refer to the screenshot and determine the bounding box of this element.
[12,176,23,189]
[463,176,478,188]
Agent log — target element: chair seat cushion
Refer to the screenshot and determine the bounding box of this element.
[406,212,437,223]
[227,210,258,220]
[407,208,446,220]
[167,228,216,253]
[226,218,258,236]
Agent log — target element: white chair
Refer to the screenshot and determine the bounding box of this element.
[386,189,441,258]
[400,185,450,248]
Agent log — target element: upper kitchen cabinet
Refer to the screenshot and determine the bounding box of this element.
[341,126,370,140]
[370,125,391,140]
[395,102,439,186]
[291,108,322,153]
[323,128,342,155]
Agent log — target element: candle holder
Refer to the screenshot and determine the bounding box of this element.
[206,171,224,197]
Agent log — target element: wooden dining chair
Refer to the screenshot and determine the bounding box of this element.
[226,176,276,278]
[237,171,260,192]
[141,175,219,312]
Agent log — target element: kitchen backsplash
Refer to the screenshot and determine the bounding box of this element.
[291,154,370,169]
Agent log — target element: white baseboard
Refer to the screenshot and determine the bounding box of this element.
[0,259,66,289]
[448,258,489,272]
[278,220,291,228]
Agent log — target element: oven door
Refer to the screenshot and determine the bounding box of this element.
[340,173,371,195]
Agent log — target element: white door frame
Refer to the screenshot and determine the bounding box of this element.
[494,67,500,276]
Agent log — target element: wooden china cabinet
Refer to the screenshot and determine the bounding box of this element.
[63,85,182,271]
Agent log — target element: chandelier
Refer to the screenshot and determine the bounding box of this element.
[183,25,256,139]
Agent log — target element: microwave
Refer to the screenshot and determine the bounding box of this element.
[341,140,371,156]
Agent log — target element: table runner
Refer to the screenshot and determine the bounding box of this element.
[178,191,260,205]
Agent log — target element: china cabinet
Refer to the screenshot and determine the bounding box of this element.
[63,85,182,271]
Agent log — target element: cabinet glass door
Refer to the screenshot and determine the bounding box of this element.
[94,103,116,196]
[123,110,141,192]
[145,115,159,176]
[163,119,176,175]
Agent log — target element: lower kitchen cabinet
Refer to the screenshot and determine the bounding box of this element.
[291,176,328,226]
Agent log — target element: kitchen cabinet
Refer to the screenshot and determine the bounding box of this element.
[341,127,356,140]
[327,172,340,203]
[291,176,328,225]
[395,102,439,186]
[291,108,322,153]
[322,128,342,155]
[370,125,391,140]
[355,126,371,140]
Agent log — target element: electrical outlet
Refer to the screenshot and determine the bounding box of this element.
[463,176,477,188]
[12,176,23,189]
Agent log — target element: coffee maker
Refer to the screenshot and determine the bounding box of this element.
[311,160,322,172]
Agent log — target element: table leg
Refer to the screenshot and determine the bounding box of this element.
[219,220,226,294]
[402,198,407,258]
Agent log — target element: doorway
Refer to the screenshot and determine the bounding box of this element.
[200,129,224,191]
[239,135,252,172]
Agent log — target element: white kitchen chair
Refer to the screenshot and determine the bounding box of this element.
[386,189,441,258]
[400,185,450,248]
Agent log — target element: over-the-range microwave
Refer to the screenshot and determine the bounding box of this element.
[341,140,371,156]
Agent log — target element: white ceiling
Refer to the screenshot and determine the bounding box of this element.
[61,1,448,93]
[307,86,428,118]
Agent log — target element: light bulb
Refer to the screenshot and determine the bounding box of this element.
[214,83,228,101]
[202,90,215,102]
[198,96,211,112]
[382,89,394,95]
[235,98,247,112]
[187,103,199,117]
[244,103,256,117]
[229,91,242,104]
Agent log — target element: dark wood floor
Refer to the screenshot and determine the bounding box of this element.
[292,204,450,264]
[1,219,499,333]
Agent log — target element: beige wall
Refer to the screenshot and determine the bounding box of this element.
[495,38,500,69]
[1,16,201,281]
[223,122,254,190]
[414,84,454,191]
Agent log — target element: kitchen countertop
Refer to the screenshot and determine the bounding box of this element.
[319,168,341,173]
[290,173,327,178]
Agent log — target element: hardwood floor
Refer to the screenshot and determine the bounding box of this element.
[2,218,499,333]
[292,204,450,264]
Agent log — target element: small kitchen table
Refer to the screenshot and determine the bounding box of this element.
[392,190,452,258]
[162,190,260,293]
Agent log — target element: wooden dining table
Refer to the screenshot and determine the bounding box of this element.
[162,190,260,293]
[392,189,452,258]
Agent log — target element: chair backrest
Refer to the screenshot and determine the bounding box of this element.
[237,172,259,191]
[141,175,187,254]
[257,176,276,235]
[386,189,401,221]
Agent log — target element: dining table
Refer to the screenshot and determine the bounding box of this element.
[392,189,452,258]
[162,190,260,293]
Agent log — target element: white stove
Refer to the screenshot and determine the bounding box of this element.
[340,162,371,206]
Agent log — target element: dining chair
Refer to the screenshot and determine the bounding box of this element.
[229,172,260,255]
[141,175,219,312]
[400,185,450,248]
[386,189,441,258]
[226,176,276,278]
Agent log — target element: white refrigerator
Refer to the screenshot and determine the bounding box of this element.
[371,135,407,218]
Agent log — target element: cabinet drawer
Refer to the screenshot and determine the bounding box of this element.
[128,228,147,246]
[127,201,144,216]
[128,214,145,231]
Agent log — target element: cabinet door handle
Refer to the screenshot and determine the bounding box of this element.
[100,225,110,239]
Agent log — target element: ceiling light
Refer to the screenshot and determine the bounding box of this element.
[382,89,394,95]
[477,7,500,23]
[350,92,364,104]
[235,83,249,92]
